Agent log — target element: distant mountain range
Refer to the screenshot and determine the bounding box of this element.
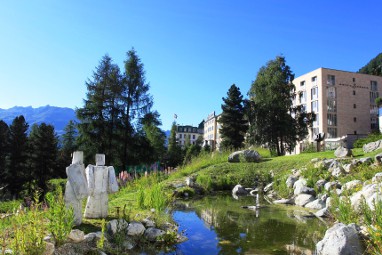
[0,105,171,138]
[0,105,77,136]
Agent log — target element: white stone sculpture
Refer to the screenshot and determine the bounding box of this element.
[84,154,119,218]
[64,151,89,226]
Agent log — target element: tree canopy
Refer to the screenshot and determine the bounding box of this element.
[359,52,382,76]
[248,56,315,155]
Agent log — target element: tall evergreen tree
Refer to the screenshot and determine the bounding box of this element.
[218,84,248,150]
[141,111,166,163]
[6,116,29,197]
[167,122,183,167]
[76,54,123,164]
[248,56,314,155]
[28,123,59,195]
[120,48,153,167]
[0,120,9,187]
[57,120,78,177]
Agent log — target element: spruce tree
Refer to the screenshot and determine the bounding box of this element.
[28,123,59,195]
[7,116,29,197]
[218,84,248,150]
[0,120,9,187]
[167,122,183,167]
[141,111,166,163]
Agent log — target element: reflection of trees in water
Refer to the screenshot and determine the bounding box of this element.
[187,195,325,255]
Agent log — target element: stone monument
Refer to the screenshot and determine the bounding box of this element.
[64,151,89,226]
[84,154,119,218]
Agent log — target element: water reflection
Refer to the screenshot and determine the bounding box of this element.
[168,194,327,255]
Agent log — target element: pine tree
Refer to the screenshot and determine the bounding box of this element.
[141,111,166,163]
[7,116,29,197]
[218,84,248,150]
[0,120,9,187]
[57,120,78,177]
[248,56,314,155]
[28,123,59,195]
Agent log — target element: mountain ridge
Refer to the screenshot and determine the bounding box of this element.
[0,105,77,135]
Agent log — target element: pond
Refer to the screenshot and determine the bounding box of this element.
[164,194,328,255]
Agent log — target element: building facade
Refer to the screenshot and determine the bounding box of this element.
[176,125,203,148]
[292,68,382,153]
[203,111,222,150]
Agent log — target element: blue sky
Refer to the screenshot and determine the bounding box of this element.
[0,1,381,130]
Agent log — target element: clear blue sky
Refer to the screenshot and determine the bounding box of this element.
[1,1,381,130]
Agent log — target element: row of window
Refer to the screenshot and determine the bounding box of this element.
[300,74,378,91]
[178,134,197,139]
[178,127,198,133]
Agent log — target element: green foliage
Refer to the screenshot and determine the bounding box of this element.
[176,187,195,197]
[248,56,315,156]
[45,186,74,246]
[0,200,21,213]
[167,122,183,167]
[353,133,382,148]
[359,52,382,76]
[362,199,382,254]
[9,192,47,255]
[196,174,213,191]
[97,219,106,250]
[218,84,248,150]
[329,194,359,225]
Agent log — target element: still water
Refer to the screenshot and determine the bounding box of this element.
[165,194,328,255]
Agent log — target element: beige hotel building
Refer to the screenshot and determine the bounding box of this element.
[292,67,382,153]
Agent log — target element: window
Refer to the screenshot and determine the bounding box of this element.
[353,104,356,109]
[193,135,195,139]
[370,91,379,103]
[371,81,378,91]
[327,99,336,112]
[300,81,305,86]
[312,127,319,139]
[353,117,357,122]
[313,113,319,127]
[353,90,356,95]
[371,105,378,115]
[311,100,319,113]
[327,75,335,86]
[311,87,318,100]
[179,134,182,139]
[312,76,317,86]
[298,91,306,104]
[353,78,356,83]
[327,87,336,98]
[327,127,337,138]
[327,113,337,126]
[354,131,357,135]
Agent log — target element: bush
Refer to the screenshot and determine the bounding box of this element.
[353,133,382,148]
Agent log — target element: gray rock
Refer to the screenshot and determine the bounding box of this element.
[68,229,85,243]
[144,227,166,242]
[293,178,307,195]
[44,242,55,255]
[228,150,261,163]
[372,172,382,183]
[294,194,315,207]
[286,175,298,188]
[323,159,335,169]
[232,184,249,196]
[316,179,327,191]
[366,192,382,211]
[350,184,379,211]
[142,218,156,228]
[315,207,329,218]
[334,146,352,158]
[316,223,364,255]
[326,197,332,208]
[328,160,342,170]
[342,180,362,192]
[324,181,341,191]
[127,221,146,236]
[343,164,354,173]
[331,166,344,177]
[375,153,382,164]
[122,237,136,250]
[107,219,128,236]
[305,199,326,210]
[363,139,382,153]
[360,157,373,165]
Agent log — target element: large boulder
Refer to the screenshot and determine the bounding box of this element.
[305,199,326,210]
[286,175,298,188]
[334,146,352,158]
[228,150,261,163]
[144,227,166,242]
[107,219,128,236]
[127,221,146,236]
[294,194,315,207]
[316,223,364,255]
[363,139,382,153]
